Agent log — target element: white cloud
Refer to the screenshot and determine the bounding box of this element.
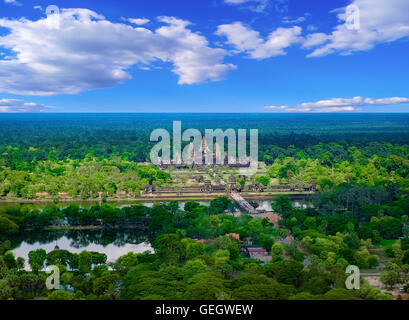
[128,18,150,25]
[265,96,409,112]
[265,105,312,112]
[217,0,409,59]
[0,99,52,112]
[299,97,409,109]
[307,25,318,32]
[282,16,306,24]
[302,33,329,48]
[224,0,250,3]
[223,0,268,13]
[4,0,21,6]
[318,107,357,112]
[216,22,263,52]
[0,9,235,96]
[216,22,302,59]
[264,105,291,110]
[307,0,409,57]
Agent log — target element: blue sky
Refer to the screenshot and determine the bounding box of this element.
[0,0,408,113]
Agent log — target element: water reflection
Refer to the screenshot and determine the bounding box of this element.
[0,199,312,214]
[10,229,153,269]
[6,198,313,270]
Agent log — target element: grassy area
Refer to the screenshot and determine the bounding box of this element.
[375,239,397,249]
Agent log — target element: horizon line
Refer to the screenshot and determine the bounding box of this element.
[2,112,409,115]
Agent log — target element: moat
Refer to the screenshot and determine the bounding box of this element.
[5,198,313,270]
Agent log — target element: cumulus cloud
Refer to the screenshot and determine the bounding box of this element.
[0,9,235,96]
[221,0,409,58]
[302,33,329,49]
[128,18,150,25]
[307,0,409,57]
[265,97,409,112]
[217,0,409,59]
[0,99,52,112]
[216,22,302,59]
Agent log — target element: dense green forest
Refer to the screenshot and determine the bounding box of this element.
[1,114,409,300]
[2,191,408,300]
[0,157,171,199]
[1,114,409,199]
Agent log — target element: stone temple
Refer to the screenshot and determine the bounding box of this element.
[157,137,251,170]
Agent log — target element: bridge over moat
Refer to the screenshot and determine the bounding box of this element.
[230,192,258,214]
